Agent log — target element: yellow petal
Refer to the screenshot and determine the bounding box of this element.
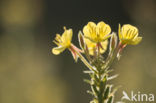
[97,21,111,40]
[131,37,142,45]
[66,29,73,42]
[83,22,96,41]
[84,38,96,55]
[83,25,91,38]
[101,34,112,42]
[88,22,96,29]
[84,38,96,49]
[84,38,108,55]
[121,39,133,45]
[62,28,73,44]
[121,24,138,39]
[100,40,108,53]
[52,46,66,55]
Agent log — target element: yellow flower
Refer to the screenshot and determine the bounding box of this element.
[52,27,72,55]
[83,21,111,43]
[84,38,108,55]
[118,24,142,45]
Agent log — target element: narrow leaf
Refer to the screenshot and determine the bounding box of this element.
[107,96,113,103]
[104,86,110,100]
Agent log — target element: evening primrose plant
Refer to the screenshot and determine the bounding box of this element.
[52,21,142,103]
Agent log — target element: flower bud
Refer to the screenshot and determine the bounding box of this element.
[109,32,117,52]
[78,31,85,49]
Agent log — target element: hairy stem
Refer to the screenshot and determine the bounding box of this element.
[75,50,97,73]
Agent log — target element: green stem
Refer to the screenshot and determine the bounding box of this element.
[105,42,121,69]
[97,46,104,103]
[98,73,103,103]
[75,50,97,73]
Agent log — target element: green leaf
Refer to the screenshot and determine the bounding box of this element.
[91,85,99,96]
[84,79,92,84]
[87,90,94,96]
[104,86,110,100]
[100,80,106,94]
[107,96,113,103]
[107,74,119,81]
[83,70,94,74]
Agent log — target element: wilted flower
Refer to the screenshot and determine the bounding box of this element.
[118,24,142,45]
[52,27,73,55]
[83,21,111,43]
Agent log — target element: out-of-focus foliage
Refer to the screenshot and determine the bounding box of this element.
[0,0,69,103]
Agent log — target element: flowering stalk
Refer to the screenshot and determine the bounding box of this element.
[73,47,97,73]
[52,22,142,103]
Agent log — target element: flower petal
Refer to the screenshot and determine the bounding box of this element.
[131,37,142,45]
[52,46,66,55]
[83,22,96,41]
[101,34,112,42]
[62,28,73,46]
[84,38,108,55]
[97,21,111,40]
[121,24,138,38]
[100,40,108,54]
[84,38,96,55]
[87,22,96,30]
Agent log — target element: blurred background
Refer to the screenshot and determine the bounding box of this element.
[0,0,156,103]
